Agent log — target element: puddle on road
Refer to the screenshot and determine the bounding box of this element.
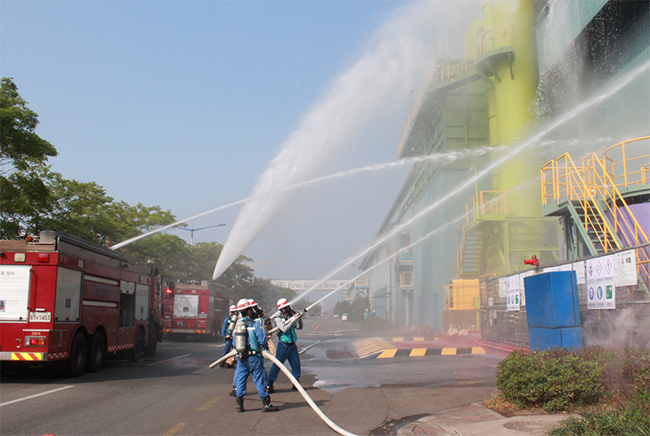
[326,350,353,359]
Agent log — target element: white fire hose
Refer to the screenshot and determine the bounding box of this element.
[208,349,358,436]
[261,349,359,436]
[209,349,236,369]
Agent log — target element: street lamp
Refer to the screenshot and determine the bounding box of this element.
[174,223,226,246]
[242,261,273,283]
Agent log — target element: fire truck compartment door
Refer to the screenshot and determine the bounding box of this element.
[0,265,31,321]
[55,267,82,321]
[174,294,199,318]
[135,284,150,322]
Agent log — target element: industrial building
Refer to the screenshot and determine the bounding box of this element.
[361,0,650,348]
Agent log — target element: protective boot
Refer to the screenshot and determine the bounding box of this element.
[236,397,245,413]
[262,397,279,412]
[229,386,236,397]
[266,380,275,393]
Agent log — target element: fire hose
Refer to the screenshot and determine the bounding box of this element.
[208,350,359,436]
[261,349,358,436]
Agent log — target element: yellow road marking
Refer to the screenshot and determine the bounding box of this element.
[377,349,398,359]
[410,348,427,357]
[163,423,187,436]
[199,396,221,411]
[354,339,395,358]
[392,337,404,341]
[414,337,424,341]
[441,348,457,355]
[472,347,485,354]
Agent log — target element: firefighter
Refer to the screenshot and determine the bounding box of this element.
[248,299,277,356]
[232,298,279,413]
[220,305,238,368]
[267,298,303,393]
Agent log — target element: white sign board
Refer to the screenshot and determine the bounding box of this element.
[0,265,31,321]
[614,250,637,287]
[518,270,534,306]
[586,255,616,309]
[271,279,352,291]
[572,261,586,284]
[506,275,520,311]
[506,290,520,311]
[498,277,507,298]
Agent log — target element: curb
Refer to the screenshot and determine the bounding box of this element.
[476,339,528,358]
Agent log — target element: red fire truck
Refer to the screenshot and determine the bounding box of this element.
[0,230,164,376]
[162,281,236,341]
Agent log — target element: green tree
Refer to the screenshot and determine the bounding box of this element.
[6,166,176,245]
[333,300,352,316]
[1,77,57,172]
[235,278,296,315]
[0,77,57,238]
[121,234,192,278]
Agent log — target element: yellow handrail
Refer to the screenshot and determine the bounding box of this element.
[476,24,515,57]
[398,25,515,155]
[541,145,650,280]
[603,136,650,189]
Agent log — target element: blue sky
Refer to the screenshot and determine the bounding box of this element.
[2,1,478,280]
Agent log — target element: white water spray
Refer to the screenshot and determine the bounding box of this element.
[304,207,474,311]
[212,1,469,280]
[282,60,650,307]
[110,145,500,250]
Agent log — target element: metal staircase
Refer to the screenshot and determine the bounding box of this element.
[541,139,650,283]
[458,225,485,277]
[458,191,507,277]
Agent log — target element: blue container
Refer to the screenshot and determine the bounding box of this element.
[524,271,580,329]
[529,326,583,351]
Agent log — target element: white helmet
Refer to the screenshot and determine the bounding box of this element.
[248,299,258,308]
[277,298,290,310]
[236,298,250,311]
[229,305,236,312]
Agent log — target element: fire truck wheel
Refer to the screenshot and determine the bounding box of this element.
[143,328,157,357]
[66,333,88,377]
[130,329,145,362]
[87,332,106,372]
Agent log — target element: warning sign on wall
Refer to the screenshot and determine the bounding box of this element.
[586,255,615,309]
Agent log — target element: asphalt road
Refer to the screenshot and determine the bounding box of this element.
[1,316,501,436]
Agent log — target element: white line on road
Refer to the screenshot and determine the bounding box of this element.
[0,385,75,408]
[146,353,191,367]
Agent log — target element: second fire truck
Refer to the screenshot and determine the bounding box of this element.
[163,281,236,341]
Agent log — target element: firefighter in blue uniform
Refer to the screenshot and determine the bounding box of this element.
[232,299,279,413]
[267,298,303,393]
[220,305,237,368]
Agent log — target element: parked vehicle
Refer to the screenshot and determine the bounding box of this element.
[0,230,164,376]
[162,281,236,341]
